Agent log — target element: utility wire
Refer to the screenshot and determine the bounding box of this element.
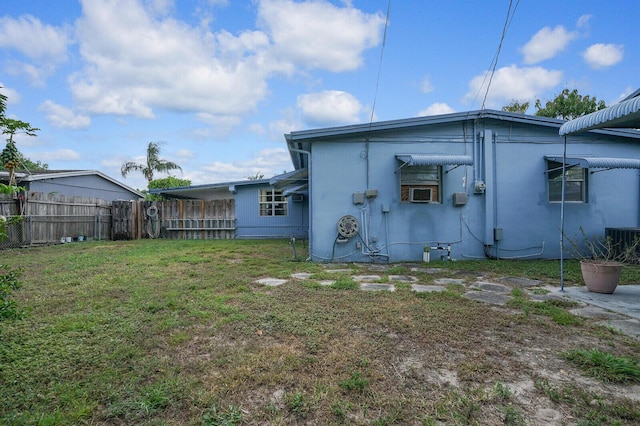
[478,0,520,110]
[369,0,391,125]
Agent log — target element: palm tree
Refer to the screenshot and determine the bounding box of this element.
[121,142,182,182]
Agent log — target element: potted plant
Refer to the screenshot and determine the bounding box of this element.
[566,227,640,294]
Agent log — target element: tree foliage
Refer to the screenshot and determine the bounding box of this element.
[246,171,265,180]
[148,176,191,190]
[502,100,530,114]
[121,141,182,182]
[0,88,41,185]
[534,88,607,120]
[1,121,40,185]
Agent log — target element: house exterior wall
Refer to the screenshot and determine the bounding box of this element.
[25,175,141,201]
[234,182,308,239]
[306,118,640,262]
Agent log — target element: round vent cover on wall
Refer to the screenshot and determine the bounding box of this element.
[337,215,359,238]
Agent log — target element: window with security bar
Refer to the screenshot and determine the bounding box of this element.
[259,189,288,216]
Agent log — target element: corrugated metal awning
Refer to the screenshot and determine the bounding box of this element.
[283,183,308,196]
[269,168,308,189]
[396,154,473,166]
[559,95,640,135]
[544,155,640,169]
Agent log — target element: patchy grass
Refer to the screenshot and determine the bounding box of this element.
[563,348,640,384]
[0,239,639,425]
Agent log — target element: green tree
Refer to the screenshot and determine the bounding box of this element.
[16,153,48,171]
[148,176,191,190]
[534,88,606,120]
[502,100,530,114]
[246,171,264,180]
[1,119,39,186]
[121,141,182,182]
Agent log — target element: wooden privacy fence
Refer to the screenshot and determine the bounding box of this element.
[0,192,112,248]
[112,199,236,240]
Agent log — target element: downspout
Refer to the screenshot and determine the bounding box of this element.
[287,141,312,260]
[560,135,567,291]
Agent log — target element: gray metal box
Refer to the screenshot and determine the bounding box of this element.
[453,192,467,206]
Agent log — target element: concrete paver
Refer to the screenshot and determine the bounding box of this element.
[360,283,395,292]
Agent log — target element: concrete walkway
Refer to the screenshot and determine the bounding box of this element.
[256,270,640,340]
[558,285,640,340]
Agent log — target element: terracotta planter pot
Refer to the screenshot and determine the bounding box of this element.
[579,261,622,294]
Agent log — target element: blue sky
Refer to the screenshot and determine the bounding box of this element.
[1,0,637,191]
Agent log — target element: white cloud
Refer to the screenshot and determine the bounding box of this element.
[420,77,434,94]
[269,118,300,141]
[71,0,273,120]
[0,84,21,104]
[297,90,363,126]
[576,14,592,29]
[257,0,386,72]
[583,43,623,69]
[418,103,455,117]
[198,147,291,183]
[520,25,577,64]
[463,65,563,108]
[38,100,91,129]
[0,15,69,62]
[175,149,195,162]
[36,149,82,162]
[0,15,70,85]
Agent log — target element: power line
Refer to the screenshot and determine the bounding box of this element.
[480,0,520,110]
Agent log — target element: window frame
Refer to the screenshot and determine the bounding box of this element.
[547,160,587,203]
[259,188,288,216]
[399,164,442,204]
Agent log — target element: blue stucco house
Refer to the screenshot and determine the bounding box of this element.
[0,170,143,201]
[151,174,308,239]
[282,108,640,263]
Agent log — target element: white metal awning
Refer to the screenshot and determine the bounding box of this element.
[396,154,473,166]
[544,155,640,169]
[270,168,308,189]
[559,95,640,135]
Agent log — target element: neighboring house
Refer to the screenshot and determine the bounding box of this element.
[282,109,640,263]
[150,174,308,239]
[0,170,144,201]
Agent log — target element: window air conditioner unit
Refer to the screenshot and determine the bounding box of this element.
[410,188,433,203]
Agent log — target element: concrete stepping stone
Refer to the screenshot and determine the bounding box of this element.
[388,275,418,283]
[473,281,511,293]
[499,276,543,287]
[367,264,390,271]
[570,306,626,320]
[291,272,312,279]
[318,280,335,286]
[434,278,465,285]
[352,275,382,282]
[462,291,511,306]
[411,284,446,293]
[596,318,640,340]
[324,269,351,274]
[411,267,443,274]
[360,283,395,292]
[256,278,287,287]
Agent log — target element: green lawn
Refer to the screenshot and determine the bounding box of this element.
[1,239,639,425]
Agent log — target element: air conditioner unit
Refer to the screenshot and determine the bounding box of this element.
[410,188,433,203]
[290,193,304,203]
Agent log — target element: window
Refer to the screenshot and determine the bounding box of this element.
[259,189,288,216]
[547,160,586,202]
[400,164,441,203]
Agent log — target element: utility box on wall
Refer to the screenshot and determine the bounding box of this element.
[453,192,467,206]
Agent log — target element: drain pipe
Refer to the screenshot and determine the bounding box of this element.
[287,140,312,260]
